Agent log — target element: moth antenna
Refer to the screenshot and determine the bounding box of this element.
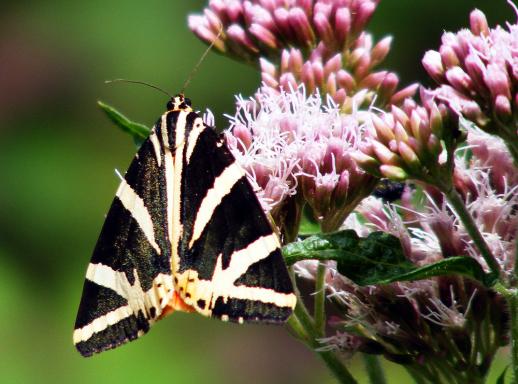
[105,79,172,98]
[181,27,223,94]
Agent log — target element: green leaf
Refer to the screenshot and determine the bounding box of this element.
[298,205,320,235]
[98,101,150,146]
[282,230,491,286]
[496,365,509,384]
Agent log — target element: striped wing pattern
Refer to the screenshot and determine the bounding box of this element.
[73,95,296,357]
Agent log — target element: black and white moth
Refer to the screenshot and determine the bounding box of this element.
[73,95,297,357]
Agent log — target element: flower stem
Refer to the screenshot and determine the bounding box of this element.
[442,186,501,280]
[362,354,387,384]
[290,299,358,383]
[508,294,518,384]
[288,270,358,383]
[314,262,327,336]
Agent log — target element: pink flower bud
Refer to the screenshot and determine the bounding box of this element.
[335,7,352,47]
[409,110,424,142]
[312,61,325,86]
[227,24,259,52]
[372,141,402,166]
[394,122,409,142]
[422,50,446,83]
[232,123,253,152]
[280,49,290,73]
[333,88,347,105]
[371,36,392,67]
[273,8,294,41]
[326,73,337,96]
[313,12,335,47]
[261,72,279,88]
[203,8,223,32]
[226,1,244,23]
[249,23,279,49]
[440,44,460,68]
[398,141,422,171]
[484,64,512,100]
[301,62,316,93]
[353,1,377,34]
[378,72,399,104]
[494,94,513,121]
[371,114,395,144]
[288,7,315,46]
[390,83,419,105]
[293,50,306,75]
[314,2,332,18]
[464,53,488,95]
[260,57,277,77]
[445,66,474,95]
[429,102,444,138]
[391,105,410,128]
[469,9,490,36]
[427,134,441,157]
[280,72,298,90]
[359,71,387,89]
[351,151,382,176]
[324,54,343,78]
[337,70,355,91]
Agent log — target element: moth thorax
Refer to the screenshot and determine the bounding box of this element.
[167,94,192,112]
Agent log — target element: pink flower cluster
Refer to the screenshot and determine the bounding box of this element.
[422,6,518,159]
[189,0,380,61]
[189,0,417,109]
[355,91,461,187]
[225,85,376,236]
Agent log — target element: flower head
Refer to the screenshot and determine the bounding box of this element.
[355,90,462,188]
[225,85,376,236]
[422,5,518,157]
[190,0,418,110]
[189,0,381,63]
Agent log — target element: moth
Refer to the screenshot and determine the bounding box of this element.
[73,94,297,357]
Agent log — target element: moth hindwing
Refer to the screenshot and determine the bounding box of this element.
[73,95,296,357]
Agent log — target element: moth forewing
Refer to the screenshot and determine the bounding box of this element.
[74,95,295,357]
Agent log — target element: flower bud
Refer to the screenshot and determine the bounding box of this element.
[288,7,315,46]
[380,165,408,180]
[250,23,279,49]
[470,9,490,36]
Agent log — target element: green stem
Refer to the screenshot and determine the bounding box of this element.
[287,270,357,383]
[314,262,327,336]
[287,312,310,343]
[362,354,387,384]
[514,226,518,282]
[509,294,518,384]
[442,187,501,280]
[318,350,358,384]
[290,300,358,384]
[404,366,428,384]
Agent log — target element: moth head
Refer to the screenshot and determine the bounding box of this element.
[167,94,192,111]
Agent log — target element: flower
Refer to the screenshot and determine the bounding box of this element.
[189,0,381,63]
[225,84,377,237]
[190,0,418,110]
[260,38,418,110]
[295,186,510,378]
[355,90,461,190]
[422,5,518,161]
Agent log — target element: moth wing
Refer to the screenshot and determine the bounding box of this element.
[74,120,174,357]
[175,117,296,324]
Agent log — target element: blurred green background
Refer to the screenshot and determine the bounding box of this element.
[0,1,513,383]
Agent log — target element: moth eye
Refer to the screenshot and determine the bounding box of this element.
[184,97,191,106]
